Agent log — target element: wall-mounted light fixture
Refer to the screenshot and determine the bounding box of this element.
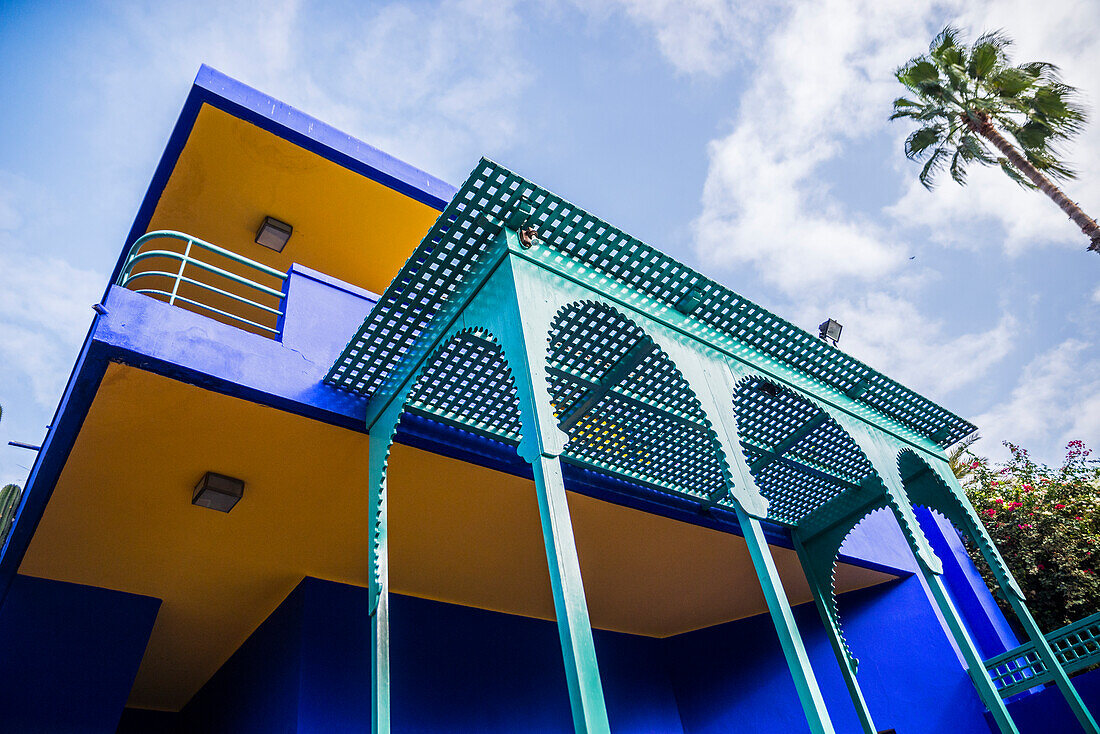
[674,286,705,316]
[818,318,843,346]
[192,472,245,513]
[255,216,293,252]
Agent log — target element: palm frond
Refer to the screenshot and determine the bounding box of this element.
[959,134,995,165]
[949,147,968,185]
[905,125,945,159]
[1018,61,1062,83]
[987,67,1035,97]
[920,147,951,189]
[998,157,1037,189]
[929,25,962,57]
[1023,148,1078,181]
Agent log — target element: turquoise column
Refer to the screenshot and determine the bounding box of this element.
[493,245,612,734]
[737,507,837,734]
[919,461,1100,734]
[367,421,394,734]
[919,565,1019,733]
[531,455,611,734]
[793,535,877,734]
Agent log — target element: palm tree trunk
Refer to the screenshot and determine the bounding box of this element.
[969,114,1100,252]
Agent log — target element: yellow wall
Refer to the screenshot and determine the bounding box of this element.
[19,365,892,711]
[144,104,442,297]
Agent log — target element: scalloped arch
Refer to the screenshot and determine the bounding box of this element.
[545,299,735,504]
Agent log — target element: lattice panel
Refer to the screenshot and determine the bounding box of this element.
[789,417,874,484]
[406,330,521,440]
[327,158,974,449]
[734,377,876,524]
[549,303,729,503]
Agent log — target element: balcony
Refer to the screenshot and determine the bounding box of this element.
[117,230,289,339]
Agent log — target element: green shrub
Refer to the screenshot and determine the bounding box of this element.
[963,441,1100,631]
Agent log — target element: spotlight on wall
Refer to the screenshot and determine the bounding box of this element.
[756,381,779,398]
[255,216,293,252]
[818,318,843,346]
[674,286,705,315]
[192,472,245,513]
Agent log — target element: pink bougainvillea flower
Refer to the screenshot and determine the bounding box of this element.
[971,461,980,469]
[1055,504,1066,509]
[991,480,998,487]
[984,509,997,517]
[993,498,1004,504]
[1017,523,1033,529]
[1023,484,1033,492]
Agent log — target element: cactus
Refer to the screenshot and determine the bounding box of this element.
[0,483,20,546]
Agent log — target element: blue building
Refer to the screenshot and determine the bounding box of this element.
[0,66,1097,733]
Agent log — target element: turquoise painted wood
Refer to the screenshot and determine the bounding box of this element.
[532,456,611,734]
[367,419,396,734]
[793,535,877,734]
[322,158,1096,734]
[986,610,1100,697]
[737,508,836,734]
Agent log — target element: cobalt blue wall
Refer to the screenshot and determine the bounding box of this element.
[664,577,995,734]
[115,575,1033,734]
[391,594,685,733]
[1004,665,1100,733]
[0,574,160,734]
[915,506,1020,659]
[156,578,683,733]
[179,579,305,733]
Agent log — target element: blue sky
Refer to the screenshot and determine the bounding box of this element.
[1,0,1098,487]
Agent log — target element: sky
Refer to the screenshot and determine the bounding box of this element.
[0,0,1098,488]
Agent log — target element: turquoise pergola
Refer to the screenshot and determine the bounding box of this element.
[327,159,1097,734]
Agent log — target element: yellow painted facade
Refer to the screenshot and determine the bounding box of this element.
[145,104,441,296]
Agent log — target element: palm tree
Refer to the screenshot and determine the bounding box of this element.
[0,405,19,545]
[892,27,1100,252]
[947,432,981,486]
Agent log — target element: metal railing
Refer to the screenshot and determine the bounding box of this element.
[117,230,287,337]
[984,611,1100,698]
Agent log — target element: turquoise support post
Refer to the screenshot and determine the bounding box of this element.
[532,455,611,734]
[1005,595,1100,733]
[920,567,1019,734]
[367,418,396,734]
[878,478,1019,732]
[793,535,877,734]
[918,460,1100,733]
[737,507,836,734]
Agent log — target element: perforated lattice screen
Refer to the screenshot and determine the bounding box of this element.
[405,330,521,440]
[326,158,974,448]
[734,377,875,524]
[548,302,730,504]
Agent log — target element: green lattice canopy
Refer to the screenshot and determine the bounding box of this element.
[326,159,975,526]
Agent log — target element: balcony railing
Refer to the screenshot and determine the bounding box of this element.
[984,610,1100,698]
[117,230,287,337]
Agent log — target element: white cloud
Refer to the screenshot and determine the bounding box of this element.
[581,0,784,76]
[974,339,1100,464]
[691,0,937,294]
[0,215,101,406]
[799,293,1017,399]
[97,0,531,184]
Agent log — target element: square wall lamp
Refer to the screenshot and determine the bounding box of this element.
[193,472,245,513]
[255,216,293,252]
